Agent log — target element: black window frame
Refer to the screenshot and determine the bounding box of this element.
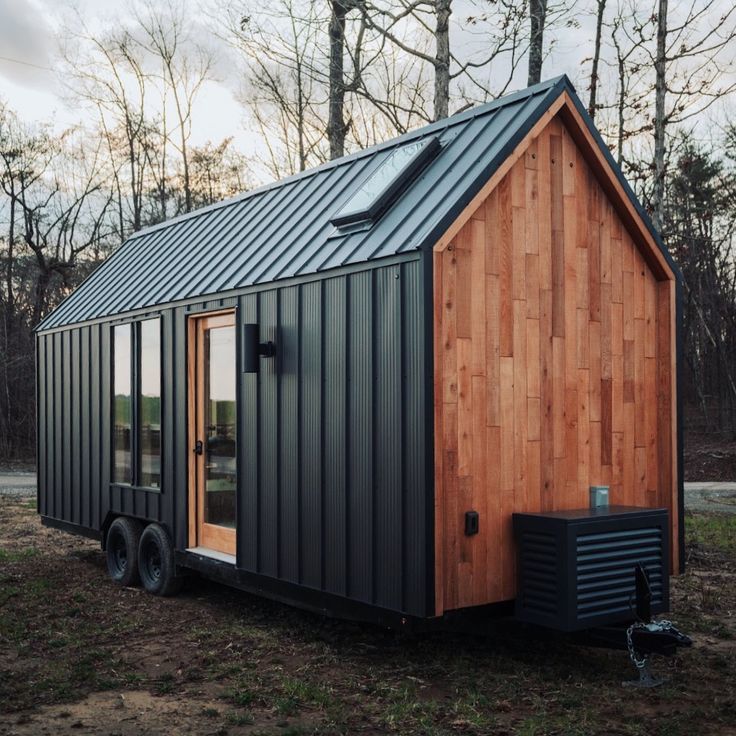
[111,317,163,492]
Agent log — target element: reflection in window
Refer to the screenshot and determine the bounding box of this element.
[139,319,161,488]
[113,325,132,483]
[204,325,237,528]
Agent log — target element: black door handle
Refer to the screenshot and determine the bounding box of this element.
[193,440,204,455]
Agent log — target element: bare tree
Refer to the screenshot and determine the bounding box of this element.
[61,19,152,236]
[588,0,607,119]
[651,0,667,230]
[328,1,367,158]
[223,0,329,178]
[359,0,530,121]
[188,138,252,208]
[617,0,736,229]
[355,1,448,121]
[0,109,115,457]
[136,0,214,214]
[527,0,547,85]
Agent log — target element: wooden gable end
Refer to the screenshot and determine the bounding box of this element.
[433,104,678,615]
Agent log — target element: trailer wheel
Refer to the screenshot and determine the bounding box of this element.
[138,524,183,596]
[106,517,142,587]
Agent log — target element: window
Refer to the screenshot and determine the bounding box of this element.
[139,319,161,488]
[112,318,161,488]
[113,325,132,483]
[331,135,441,227]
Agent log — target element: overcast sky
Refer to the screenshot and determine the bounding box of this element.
[0,0,256,151]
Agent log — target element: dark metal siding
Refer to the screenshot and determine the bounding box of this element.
[36,257,429,617]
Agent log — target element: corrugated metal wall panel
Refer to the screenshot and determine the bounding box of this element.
[37,335,46,517]
[323,276,347,596]
[374,266,404,610]
[402,262,427,614]
[90,324,101,529]
[239,293,260,570]
[80,328,90,528]
[299,280,324,590]
[347,270,374,603]
[173,305,188,549]
[162,313,175,540]
[278,286,300,584]
[37,258,429,617]
[70,329,81,525]
[259,289,279,579]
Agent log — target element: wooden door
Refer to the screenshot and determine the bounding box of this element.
[188,311,237,556]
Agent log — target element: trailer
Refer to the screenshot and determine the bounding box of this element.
[35,76,685,641]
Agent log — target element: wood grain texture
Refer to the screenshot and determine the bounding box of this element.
[433,115,678,613]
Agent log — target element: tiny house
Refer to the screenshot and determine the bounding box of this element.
[36,76,684,630]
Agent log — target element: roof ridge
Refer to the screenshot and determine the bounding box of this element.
[126,75,572,243]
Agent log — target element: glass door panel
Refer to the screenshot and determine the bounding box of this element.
[204,325,236,529]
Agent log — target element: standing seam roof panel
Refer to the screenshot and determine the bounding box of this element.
[188,182,299,296]
[38,77,576,331]
[70,215,202,322]
[166,181,303,301]
[244,154,386,285]
[101,208,229,317]
[61,225,175,325]
[148,192,268,305]
[366,93,548,262]
[227,162,363,287]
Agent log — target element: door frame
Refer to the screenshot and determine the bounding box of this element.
[187,309,237,554]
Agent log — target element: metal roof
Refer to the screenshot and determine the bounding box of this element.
[40,76,582,331]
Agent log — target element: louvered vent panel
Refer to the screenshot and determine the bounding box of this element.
[513,507,669,632]
[518,531,558,617]
[575,527,664,620]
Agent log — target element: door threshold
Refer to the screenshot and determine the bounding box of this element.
[186,546,237,565]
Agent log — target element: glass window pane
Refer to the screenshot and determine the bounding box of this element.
[204,325,236,528]
[331,135,439,226]
[139,319,161,488]
[113,325,132,483]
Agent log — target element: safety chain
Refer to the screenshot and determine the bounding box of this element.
[625,619,675,669]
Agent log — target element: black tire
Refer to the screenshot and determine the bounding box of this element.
[138,524,183,596]
[106,517,143,587]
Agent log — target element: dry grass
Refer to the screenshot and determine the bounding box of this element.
[1,498,735,735]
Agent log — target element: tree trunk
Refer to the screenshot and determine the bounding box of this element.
[615,45,625,165]
[434,0,451,121]
[652,0,668,231]
[588,0,607,120]
[6,182,14,313]
[528,0,547,86]
[328,1,349,160]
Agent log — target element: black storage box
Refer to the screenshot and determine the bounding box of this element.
[513,506,670,632]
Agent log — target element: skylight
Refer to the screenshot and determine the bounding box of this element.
[331,136,441,227]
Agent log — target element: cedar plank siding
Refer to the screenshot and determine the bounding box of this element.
[434,114,677,613]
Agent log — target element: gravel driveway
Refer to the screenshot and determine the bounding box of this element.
[0,472,36,498]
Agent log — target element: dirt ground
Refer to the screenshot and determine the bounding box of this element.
[684,430,736,482]
[1,498,735,736]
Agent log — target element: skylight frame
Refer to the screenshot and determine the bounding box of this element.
[331,135,441,228]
